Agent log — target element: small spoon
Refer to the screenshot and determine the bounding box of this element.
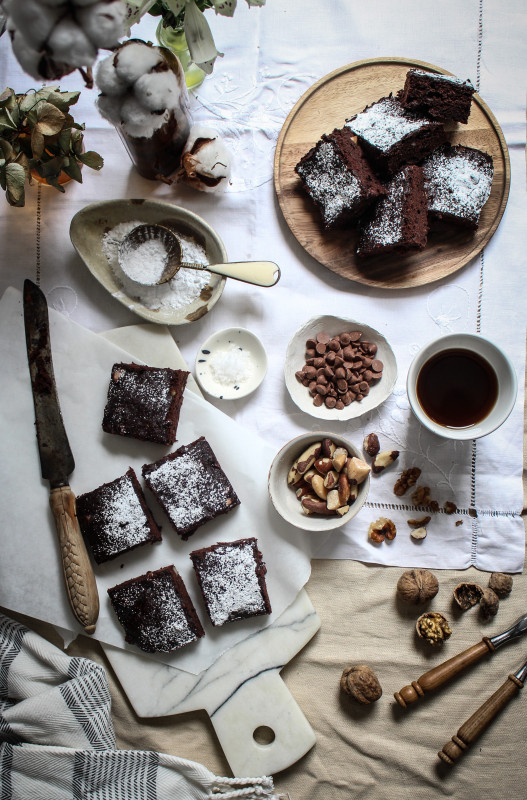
[118,223,280,287]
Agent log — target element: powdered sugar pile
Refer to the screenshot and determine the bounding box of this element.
[102,220,211,311]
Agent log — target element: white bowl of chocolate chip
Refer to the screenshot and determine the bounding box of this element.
[284,315,397,420]
[268,432,370,531]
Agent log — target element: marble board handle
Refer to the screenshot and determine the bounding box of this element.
[209,669,315,776]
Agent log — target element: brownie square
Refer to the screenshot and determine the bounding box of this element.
[295,127,386,228]
[345,95,447,177]
[190,538,272,627]
[357,164,428,257]
[76,467,162,564]
[102,363,189,446]
[399,69,475,124]
[421,143,494,229]
[142,436,240,540]
[107,565,205,653]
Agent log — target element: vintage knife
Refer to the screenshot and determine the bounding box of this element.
[23,279,99,634]
[394,612,527,708]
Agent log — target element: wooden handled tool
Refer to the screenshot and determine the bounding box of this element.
[438,659,527,765]
[394,613,527,708]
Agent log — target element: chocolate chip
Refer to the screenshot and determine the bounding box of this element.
[316,331,331,343]
[371,359,384,373]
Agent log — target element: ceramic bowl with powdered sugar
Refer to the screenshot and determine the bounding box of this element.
[70,199,227,325]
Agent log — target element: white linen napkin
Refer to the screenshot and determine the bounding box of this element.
[0,613,279,800]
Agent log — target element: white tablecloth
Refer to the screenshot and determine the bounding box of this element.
[0,0,525,574]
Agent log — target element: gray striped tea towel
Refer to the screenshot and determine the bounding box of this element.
[0,613,279,800]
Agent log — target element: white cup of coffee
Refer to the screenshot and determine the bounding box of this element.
[407,333,517,440]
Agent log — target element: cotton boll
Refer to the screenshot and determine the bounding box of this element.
[47,14,97,67]
[95,53,129,95]
[178,124,232,192]
[76,0,127,49]
[120,94,169,139]
[114,42,162,84]
[95,92,124,125]
[10,1,63,50]
[133,68,183,112]
[9,27,43,80]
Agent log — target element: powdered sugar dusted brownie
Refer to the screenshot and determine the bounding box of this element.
[421,143,494,229]
[142,436,240,540]
[102,362,189,446]
[357,165,428,257]
[108,565,205,653]
[190,538,271,627]
[345,95,447,177]
[76,467,162,565]
[295,127,386,228]
[399,69,475,123]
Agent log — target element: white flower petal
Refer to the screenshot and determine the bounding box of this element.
[212,0,237,18]
[183,0,223,73]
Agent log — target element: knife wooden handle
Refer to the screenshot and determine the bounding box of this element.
[49,486,99,635]
[394,638,495,708]
[438,673,523,765]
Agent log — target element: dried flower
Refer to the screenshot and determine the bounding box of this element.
[0,86,103,206]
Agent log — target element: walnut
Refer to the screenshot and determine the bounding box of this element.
[368,517,396,543]
[453,582,484,611]
[411,485,431,506]
[394,467,422,496]
[340,665,382,704]
[488,572,513,598]
[416,612,452,645]
[396,569,439,604]
[444,501,457,515]
[480,588,500,619]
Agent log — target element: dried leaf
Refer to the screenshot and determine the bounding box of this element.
[31,126,45,160]
[35,102,65,136]
[79,150,104,170]
[46,90,80,112]
[62,158,83,183]
[5,162,26,206]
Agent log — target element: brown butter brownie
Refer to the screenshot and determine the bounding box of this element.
[107,565,205,653]
[102,362,189,445]
[399,69,475,124]
[295,127,386,228]
[142,436,240,540]
[76,467,162,565]
[190,538,272,627]
[345,95,447,177]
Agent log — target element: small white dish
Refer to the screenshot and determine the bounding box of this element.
[69,199,227,326]
[268,431,370,532]
[284,315,397,420]
[407,333,517,440]
[195,327,267,400]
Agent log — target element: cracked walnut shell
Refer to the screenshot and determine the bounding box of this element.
[340,665,382,704]
[453,582,484,611]
[396,569,439,604]
[416,612,452,646]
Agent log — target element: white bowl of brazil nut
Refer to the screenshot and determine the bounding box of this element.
[284,315,397,420]
[268,431,370,531]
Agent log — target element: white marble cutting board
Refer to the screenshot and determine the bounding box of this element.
[99,325,320,777]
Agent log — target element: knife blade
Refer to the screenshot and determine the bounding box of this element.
[394,611,527,708]
[23,279,99,634]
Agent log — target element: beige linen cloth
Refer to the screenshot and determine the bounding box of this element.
[5,442,526,800]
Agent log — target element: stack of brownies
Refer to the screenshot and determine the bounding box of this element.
[295,68,494,257]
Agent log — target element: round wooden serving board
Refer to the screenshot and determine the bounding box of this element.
[274,57,510,289]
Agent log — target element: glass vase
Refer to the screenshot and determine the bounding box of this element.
[156,21,206,90]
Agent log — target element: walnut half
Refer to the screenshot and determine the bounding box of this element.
[368,517,396,543]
